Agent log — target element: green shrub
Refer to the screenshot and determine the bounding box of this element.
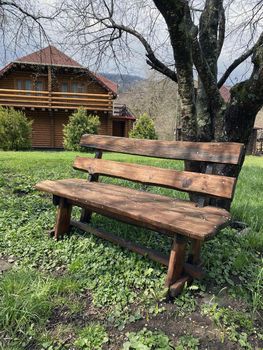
[63,108,100,151]
[74,323,109,349]
[0,107,32,150]
[129,113,158,140]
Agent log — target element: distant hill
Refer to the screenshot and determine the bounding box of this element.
[101,73,144,92]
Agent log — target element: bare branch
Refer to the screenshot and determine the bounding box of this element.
[218,32,263,88]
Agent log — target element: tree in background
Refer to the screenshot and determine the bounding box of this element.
[58,0,263,186]
[0,107,32,150]
[63,108,100,151]
[0,1,57,62]
[129,113,158,140]
[118,72,180,140]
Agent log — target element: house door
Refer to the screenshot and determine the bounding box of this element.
[112,120,125,137]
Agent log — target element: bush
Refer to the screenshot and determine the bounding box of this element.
[0,107,32,150]
[129,113,158,140]
[63,108,100,151]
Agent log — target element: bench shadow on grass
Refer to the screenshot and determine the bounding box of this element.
[68,184,262,300]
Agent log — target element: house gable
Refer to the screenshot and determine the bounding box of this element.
[0,46,118,96]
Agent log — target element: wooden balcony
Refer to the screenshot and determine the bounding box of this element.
[0,88,113,111]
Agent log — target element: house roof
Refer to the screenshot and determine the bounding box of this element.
[219,85,231,102]
[0,45,118,96]
[94,72,118,97]
[16,45,82,67]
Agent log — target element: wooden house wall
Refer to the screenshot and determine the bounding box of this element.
[53,73,106,93]
[0,67,133,148]
[24,109,112,148]
[0,69,108,93]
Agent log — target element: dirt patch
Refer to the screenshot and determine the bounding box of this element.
[0,258,14,273]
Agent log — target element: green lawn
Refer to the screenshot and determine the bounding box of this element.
[0,151,262,350]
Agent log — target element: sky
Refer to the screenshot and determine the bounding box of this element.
[0,0,262,85]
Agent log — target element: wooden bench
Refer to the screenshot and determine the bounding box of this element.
[36,135,244,296]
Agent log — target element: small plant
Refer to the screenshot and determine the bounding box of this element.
[74,323,108,350]
[122,328,173,350]
[0,270,54,340]
[175,335,200,350]
[252,266,263,316]
[0,107,32,150]
[174,286,198,316]
[202,303,254,348]
[63,107,100,151]
[129,113,158,140]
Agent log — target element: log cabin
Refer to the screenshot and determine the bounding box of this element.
[0,46,135,148]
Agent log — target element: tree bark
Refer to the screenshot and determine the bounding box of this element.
[153,0,197,141]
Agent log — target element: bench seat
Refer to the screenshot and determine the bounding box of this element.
[36,178,231,241]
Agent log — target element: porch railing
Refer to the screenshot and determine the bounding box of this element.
[0,88,113,111]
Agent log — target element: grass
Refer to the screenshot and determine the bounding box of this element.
[0,150,262,349]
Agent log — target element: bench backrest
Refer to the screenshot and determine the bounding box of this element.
[73,134,245,201]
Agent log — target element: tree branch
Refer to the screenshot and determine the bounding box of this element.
[191,31,223,107]
[218,32,263,88]
[104,18,178,82]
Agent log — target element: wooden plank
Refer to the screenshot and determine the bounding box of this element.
[52,91,112,97]
[184,262,204,279]
[0,99,110,107]
[80,134,244,165]
[0,93,50,99]
[0,103,111,111]
[0,96,110,103]
[50,96,111,102]
[50,100,111,106]
[169,276,191,297]
[73,157,236,199]
[35,179,231,240]
[0,89,111,98]
[0,98,49,103]
[0,88,49,94]
[70,220,204,279]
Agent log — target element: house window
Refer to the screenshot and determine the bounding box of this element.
[25,80,32,95]
[16,80,23,90]
[35,81,43,91]
[71,82,83,93]
[61,82,68,93]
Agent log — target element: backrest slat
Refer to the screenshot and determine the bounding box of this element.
[80,134,244,165]
[73,157,237,199]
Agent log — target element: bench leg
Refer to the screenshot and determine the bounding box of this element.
[165,234,187,289]
[188,239,202,265]
[54,198,72,240]
[80,208,92,223]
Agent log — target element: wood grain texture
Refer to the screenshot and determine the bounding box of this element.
[73,157,236,199]
[80,150,103,223]
[80,134,244,165]
[169,276,192,297]
[35,179,231,240]
[54,197,72,239]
